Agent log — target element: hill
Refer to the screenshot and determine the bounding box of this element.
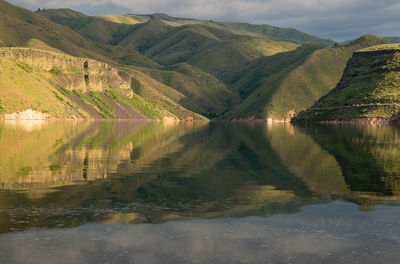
[223,35,388,121]
[0,47,187,120]
[134,14,335,47]
[139,63,242,117]
[40,9,335,47]
[39,10,300,75]
[0,0,355,121]
[0,1,219,120]
[294,44,400,122]
[0,0,160,68]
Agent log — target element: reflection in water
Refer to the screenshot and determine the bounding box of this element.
[1,121,400,263]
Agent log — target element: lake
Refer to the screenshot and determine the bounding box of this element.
[0,120,400,263]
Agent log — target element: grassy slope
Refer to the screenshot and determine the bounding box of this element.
[1,2,346,121]
[139,63,242,117]
[0,1,159,69]
[39,11,299,75]
[38,9,262,117]
[40,10,133,45]
[0,48,178,119]
[225,35,388,120]
[137,13,335,47]
[0,55,80,117]
[127,69,207,120]
[139,24,297,75]
[0,2,209,119]
[95,14,145,25]
[294,44,400,121]
[0,1,106,59]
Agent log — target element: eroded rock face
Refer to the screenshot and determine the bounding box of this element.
[0,48,132,95]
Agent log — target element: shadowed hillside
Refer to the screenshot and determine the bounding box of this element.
[39,10,300,75]
[295,44,400,122]
[223,35,388,121]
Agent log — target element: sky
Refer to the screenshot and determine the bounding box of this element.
[7,0,400,41]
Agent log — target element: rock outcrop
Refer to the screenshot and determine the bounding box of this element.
[0,48,133,97]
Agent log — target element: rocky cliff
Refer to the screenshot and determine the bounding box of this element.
[0,48,178,119]
[0,48,132,96]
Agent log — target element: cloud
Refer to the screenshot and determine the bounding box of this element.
[7,0,400,41]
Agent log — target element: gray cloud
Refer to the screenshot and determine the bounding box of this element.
[7,0,400,41]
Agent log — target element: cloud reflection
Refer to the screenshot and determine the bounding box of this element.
[0,202,399,264]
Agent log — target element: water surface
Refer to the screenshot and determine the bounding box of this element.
[0,120,400,263]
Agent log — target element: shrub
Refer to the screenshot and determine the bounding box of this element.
[50,67,62,75]
[16,62,33,73]
[131,77,143,95]
[53,91,65,102]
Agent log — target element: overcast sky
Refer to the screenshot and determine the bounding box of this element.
[7,0,400,41]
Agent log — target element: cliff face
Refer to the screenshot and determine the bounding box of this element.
[0,48,132,96]
[294,44,400,122]
[0,48,178,120]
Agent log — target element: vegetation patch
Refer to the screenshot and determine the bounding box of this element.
[89,91,114,110]
[53,91,65,102]
[105,89,164,119]
[68,66,87,75]
[131,77,143,95]
[17,166,32,177]
[49,67,62,75]
[0,99,4,113]
[73,90,92,104]
[49,164,61,171]
[15,61,33,73]
[59,86,72,95]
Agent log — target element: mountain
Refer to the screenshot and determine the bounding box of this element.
[294,44,400,122]
[39,10,302,75]
[1,1,237,120]
[0,0,159,68]
[3,0,374,121]
[139,63,242,117]
[40,9,335,47]
[223,35,388,121]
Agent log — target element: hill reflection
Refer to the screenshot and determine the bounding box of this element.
[0,121,400,233]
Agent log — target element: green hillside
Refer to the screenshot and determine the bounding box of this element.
[224,35,388,120]
[0,1,160,69]
[4,0,380,122]
[139,63,242,117]
[294,44,400,122]
[39,10,299,74]
[129,13,335,47]
[0,47,183,120]
[0,1,213,120]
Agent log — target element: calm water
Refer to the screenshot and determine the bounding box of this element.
[0,120,400,263]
